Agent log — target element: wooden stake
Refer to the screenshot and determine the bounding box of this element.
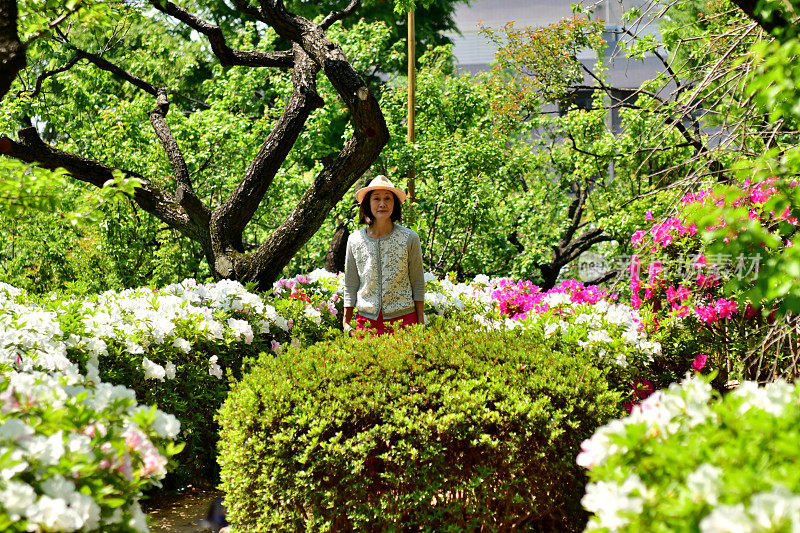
[407,8,416,200]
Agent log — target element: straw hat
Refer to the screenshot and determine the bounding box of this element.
[355,175,407,204]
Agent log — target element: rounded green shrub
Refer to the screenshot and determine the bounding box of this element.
[217,321,622,531]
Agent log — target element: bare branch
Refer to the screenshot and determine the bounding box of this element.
[68,45,159,95]
[19,55,79,98]
[148,90,211,226]
[21,3,82,46]
[320,0,361,30]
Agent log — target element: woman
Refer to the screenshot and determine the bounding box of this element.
[342,175,425,334]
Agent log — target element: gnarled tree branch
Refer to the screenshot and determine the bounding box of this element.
[0,127,209,244]
[148,89,211,226]
[210,43,323,273]
[150,0,293,68]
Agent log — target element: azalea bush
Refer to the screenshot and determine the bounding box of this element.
[578,374,800,532]
[218,321,622,532]
[1,271,347,485]
[0,367,181,532]
[628,178,800,383]
[2,265,663,490]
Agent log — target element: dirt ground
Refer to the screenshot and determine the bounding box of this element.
[143,486,226,533]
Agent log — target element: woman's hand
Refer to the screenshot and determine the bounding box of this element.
[343,306,354,334]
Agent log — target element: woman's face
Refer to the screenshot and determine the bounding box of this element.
[370,190,394,222]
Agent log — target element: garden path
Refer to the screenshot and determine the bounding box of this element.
[144,486,225,533]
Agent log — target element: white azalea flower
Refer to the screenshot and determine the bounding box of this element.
[142,357,166,381]
[303,306,322,326]
[699,504,756,533]
[0,480,36,521]
[228,318,254,344]
[152,411,181,439]
[172,337,191,354]
[165,361,176,380]
[208,355,223,379]
[686,464,723,505]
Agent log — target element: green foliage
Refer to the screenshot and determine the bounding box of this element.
[480,12,606,104]
[2,2,411,290]
[375,47,541,278]
[217,320,622,532]
[673,0,800,316]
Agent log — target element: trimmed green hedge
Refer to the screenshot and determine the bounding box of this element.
[217,322,622,531]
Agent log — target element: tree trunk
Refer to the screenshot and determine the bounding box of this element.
[324,222,350,273]
[0,0,25,100]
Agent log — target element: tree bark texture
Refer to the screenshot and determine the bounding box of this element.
[324,222,350,273]
[0,0,389,290]
[0,0,25,100]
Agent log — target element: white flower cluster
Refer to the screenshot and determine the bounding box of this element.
[698,487,800,532]
[577,376,716,470]
[424,274,497,317]
[552,299,661,368]
[579,375,800,532]
[0,370,179,532]
[582,475,649,531]
[2,279,294,382]
[0,283,74,373]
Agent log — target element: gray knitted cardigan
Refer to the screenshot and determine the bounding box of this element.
[343,224,425,320]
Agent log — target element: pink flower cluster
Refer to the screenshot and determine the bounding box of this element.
[273,274,314,297]
[623,378,655,414]
[692,353,707,372]
[491,278,614,320]
[694,298,738,324]
[632,216,697,250]
[629,178,798,322]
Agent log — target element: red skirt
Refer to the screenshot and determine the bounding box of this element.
[356,311,418,335]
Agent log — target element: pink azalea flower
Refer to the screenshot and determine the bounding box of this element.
[645,210,653,220]
[631,277,641,294]
[692,353,707,372]
[648,261,663,280]
[676,286,692,301]
[714,298,738,319]
[696,273,719,288]
[666,286,678,303]
[672,304,690,318]
[694,305,719,323]
[632,379,654,400]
